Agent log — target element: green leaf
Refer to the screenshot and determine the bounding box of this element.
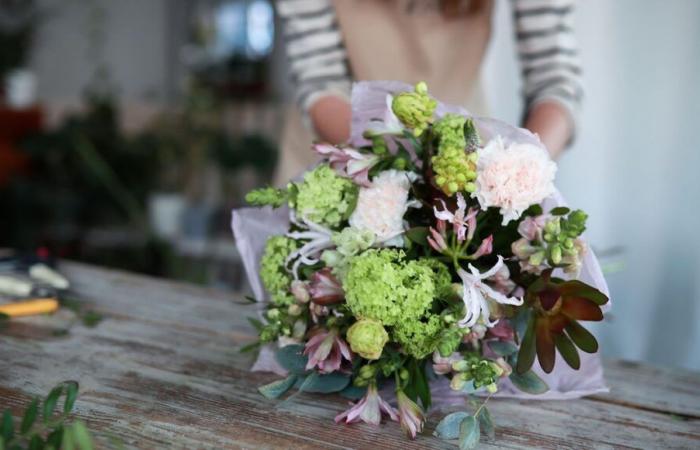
[71,421,94,450]
[509,370,549,394]
[46,428,64,449]
[275,344,309,375]
[1,410,13,442]
[560,280,608,305]
[20,398,39,434]
[295,372,350,394]
[434,411,470,440]
[339,384,366,400]
[0,436,4,450]
[63,382,79,414]
[550,207,570,216]
[489,341,518,357]
[28,435,44,450]
[81,311,103,328]
[43,385,64,423]
[247,317,264,332]
[405,227,429,246]
[565,321,598,353]
[459,416,481,450]
[62,424,76,450]
[258,375,298,399]
[404,359,431,410]
[477,405,495,440]
[516,316,536,374]
[239,341,261,354]
[554,333,581,370]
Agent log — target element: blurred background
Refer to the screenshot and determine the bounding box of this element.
[0,0,698,370]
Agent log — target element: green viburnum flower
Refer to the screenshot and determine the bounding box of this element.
[259,236,297,305]
[333,227,375,257]
[392,314,443,359]
[346,318,389,360]
[436,326,464,357]
[391,82,437,137]
[245,187,287,208]
[418,258,453,300]
[344,249,436,327]
[431,114,479,196]
[290,164,358,228]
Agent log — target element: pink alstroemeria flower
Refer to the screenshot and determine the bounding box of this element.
[470,235,493,259]
[396,390,425,439]
[487,319,515,341]
[335,382,398,426]
[427,226,448,253]
[308,268,344,305]
[314,143,380,187]
[433,193,478,242]
[304,329,352,374]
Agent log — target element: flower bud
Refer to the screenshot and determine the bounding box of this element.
[486,382,498,394]
[346,319,389,360]
[292,320,307,340]
[287,303,302,316]
[450,373,468,391]
[291,280,310,303]
[550,244,563,264]
[266,308,280,320]
[529,250,545,266]
[451,360,469,372]
[359,364,377,380]
[400,368,409,380]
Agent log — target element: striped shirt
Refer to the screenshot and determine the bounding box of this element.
[278,0,583,129]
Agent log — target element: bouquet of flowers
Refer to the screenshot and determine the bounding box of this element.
[233,81,610,448]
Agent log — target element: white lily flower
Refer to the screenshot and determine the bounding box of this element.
[365,94,404,136]
[286,212,335,280]
[456,255,523,328]
[433,193,478,242]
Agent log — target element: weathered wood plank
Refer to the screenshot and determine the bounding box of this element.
[0,261,698,449]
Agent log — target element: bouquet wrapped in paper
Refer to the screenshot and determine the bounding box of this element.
[232,81,610,448]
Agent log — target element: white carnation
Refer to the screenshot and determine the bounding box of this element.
[349,170,415,245]
[473,137,557,225]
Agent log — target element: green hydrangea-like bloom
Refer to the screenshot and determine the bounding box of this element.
[392,314,443,359]
[344,249,435,327]
[245,187,287,208]
[431,114,479,196]
[346,318,389,360]
[333,227,375,257]
[259,236,297,305]
[391,82,437,137]
[418,258,453,300]
[291,164,358,228]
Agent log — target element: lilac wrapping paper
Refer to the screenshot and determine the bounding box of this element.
[231,81,611,400]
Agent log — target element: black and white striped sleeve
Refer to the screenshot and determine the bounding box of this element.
[513,0,583,133]
[276,0,351,122]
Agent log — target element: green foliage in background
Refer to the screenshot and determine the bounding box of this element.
[0,381,95,450]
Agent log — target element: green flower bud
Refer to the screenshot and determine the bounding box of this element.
[399,368,409,381]
[564,238,575,249]
[292,320,306,340]
[529,250,546,266]
[550,244,563,264]
[353,376,369,387]
[450,373,468,391]
[452,360,469,372]
[287,304,302,316]
[346,319,389,360]
[359,364,377,380]
[267,308,280,320]
[486,382,498,394]
[392,157,407,170]
[372,136,388,155]
[391,81,437,136]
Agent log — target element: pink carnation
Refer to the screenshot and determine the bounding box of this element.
[473,137,556,225]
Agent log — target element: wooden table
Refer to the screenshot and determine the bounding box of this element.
[1,262,699,449]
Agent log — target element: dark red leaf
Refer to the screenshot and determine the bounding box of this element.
[535,319,555,373]
[561,297,604,321]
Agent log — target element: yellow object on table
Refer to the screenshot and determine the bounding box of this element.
[0,298,59,317]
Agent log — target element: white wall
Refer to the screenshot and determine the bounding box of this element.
[483,0,700,370]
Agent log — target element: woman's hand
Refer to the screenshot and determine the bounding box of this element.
[524,101,574,160]
[310,96,352,145]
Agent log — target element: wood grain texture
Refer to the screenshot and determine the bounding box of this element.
[1,261,698,449]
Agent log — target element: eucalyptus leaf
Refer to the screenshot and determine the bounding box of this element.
[477,406,495,440]
[295,372,350,394]
[258,375,298,399]
[459,416,481,450]
[488,341,518,357]
[43,385,64,423]
[509,370,549,394]
[63,382,79,414]
[434,411,470,440]
[565,321,599,353]
[275,344,309,375]
[20,398,38,434]
[339,384,367,400]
